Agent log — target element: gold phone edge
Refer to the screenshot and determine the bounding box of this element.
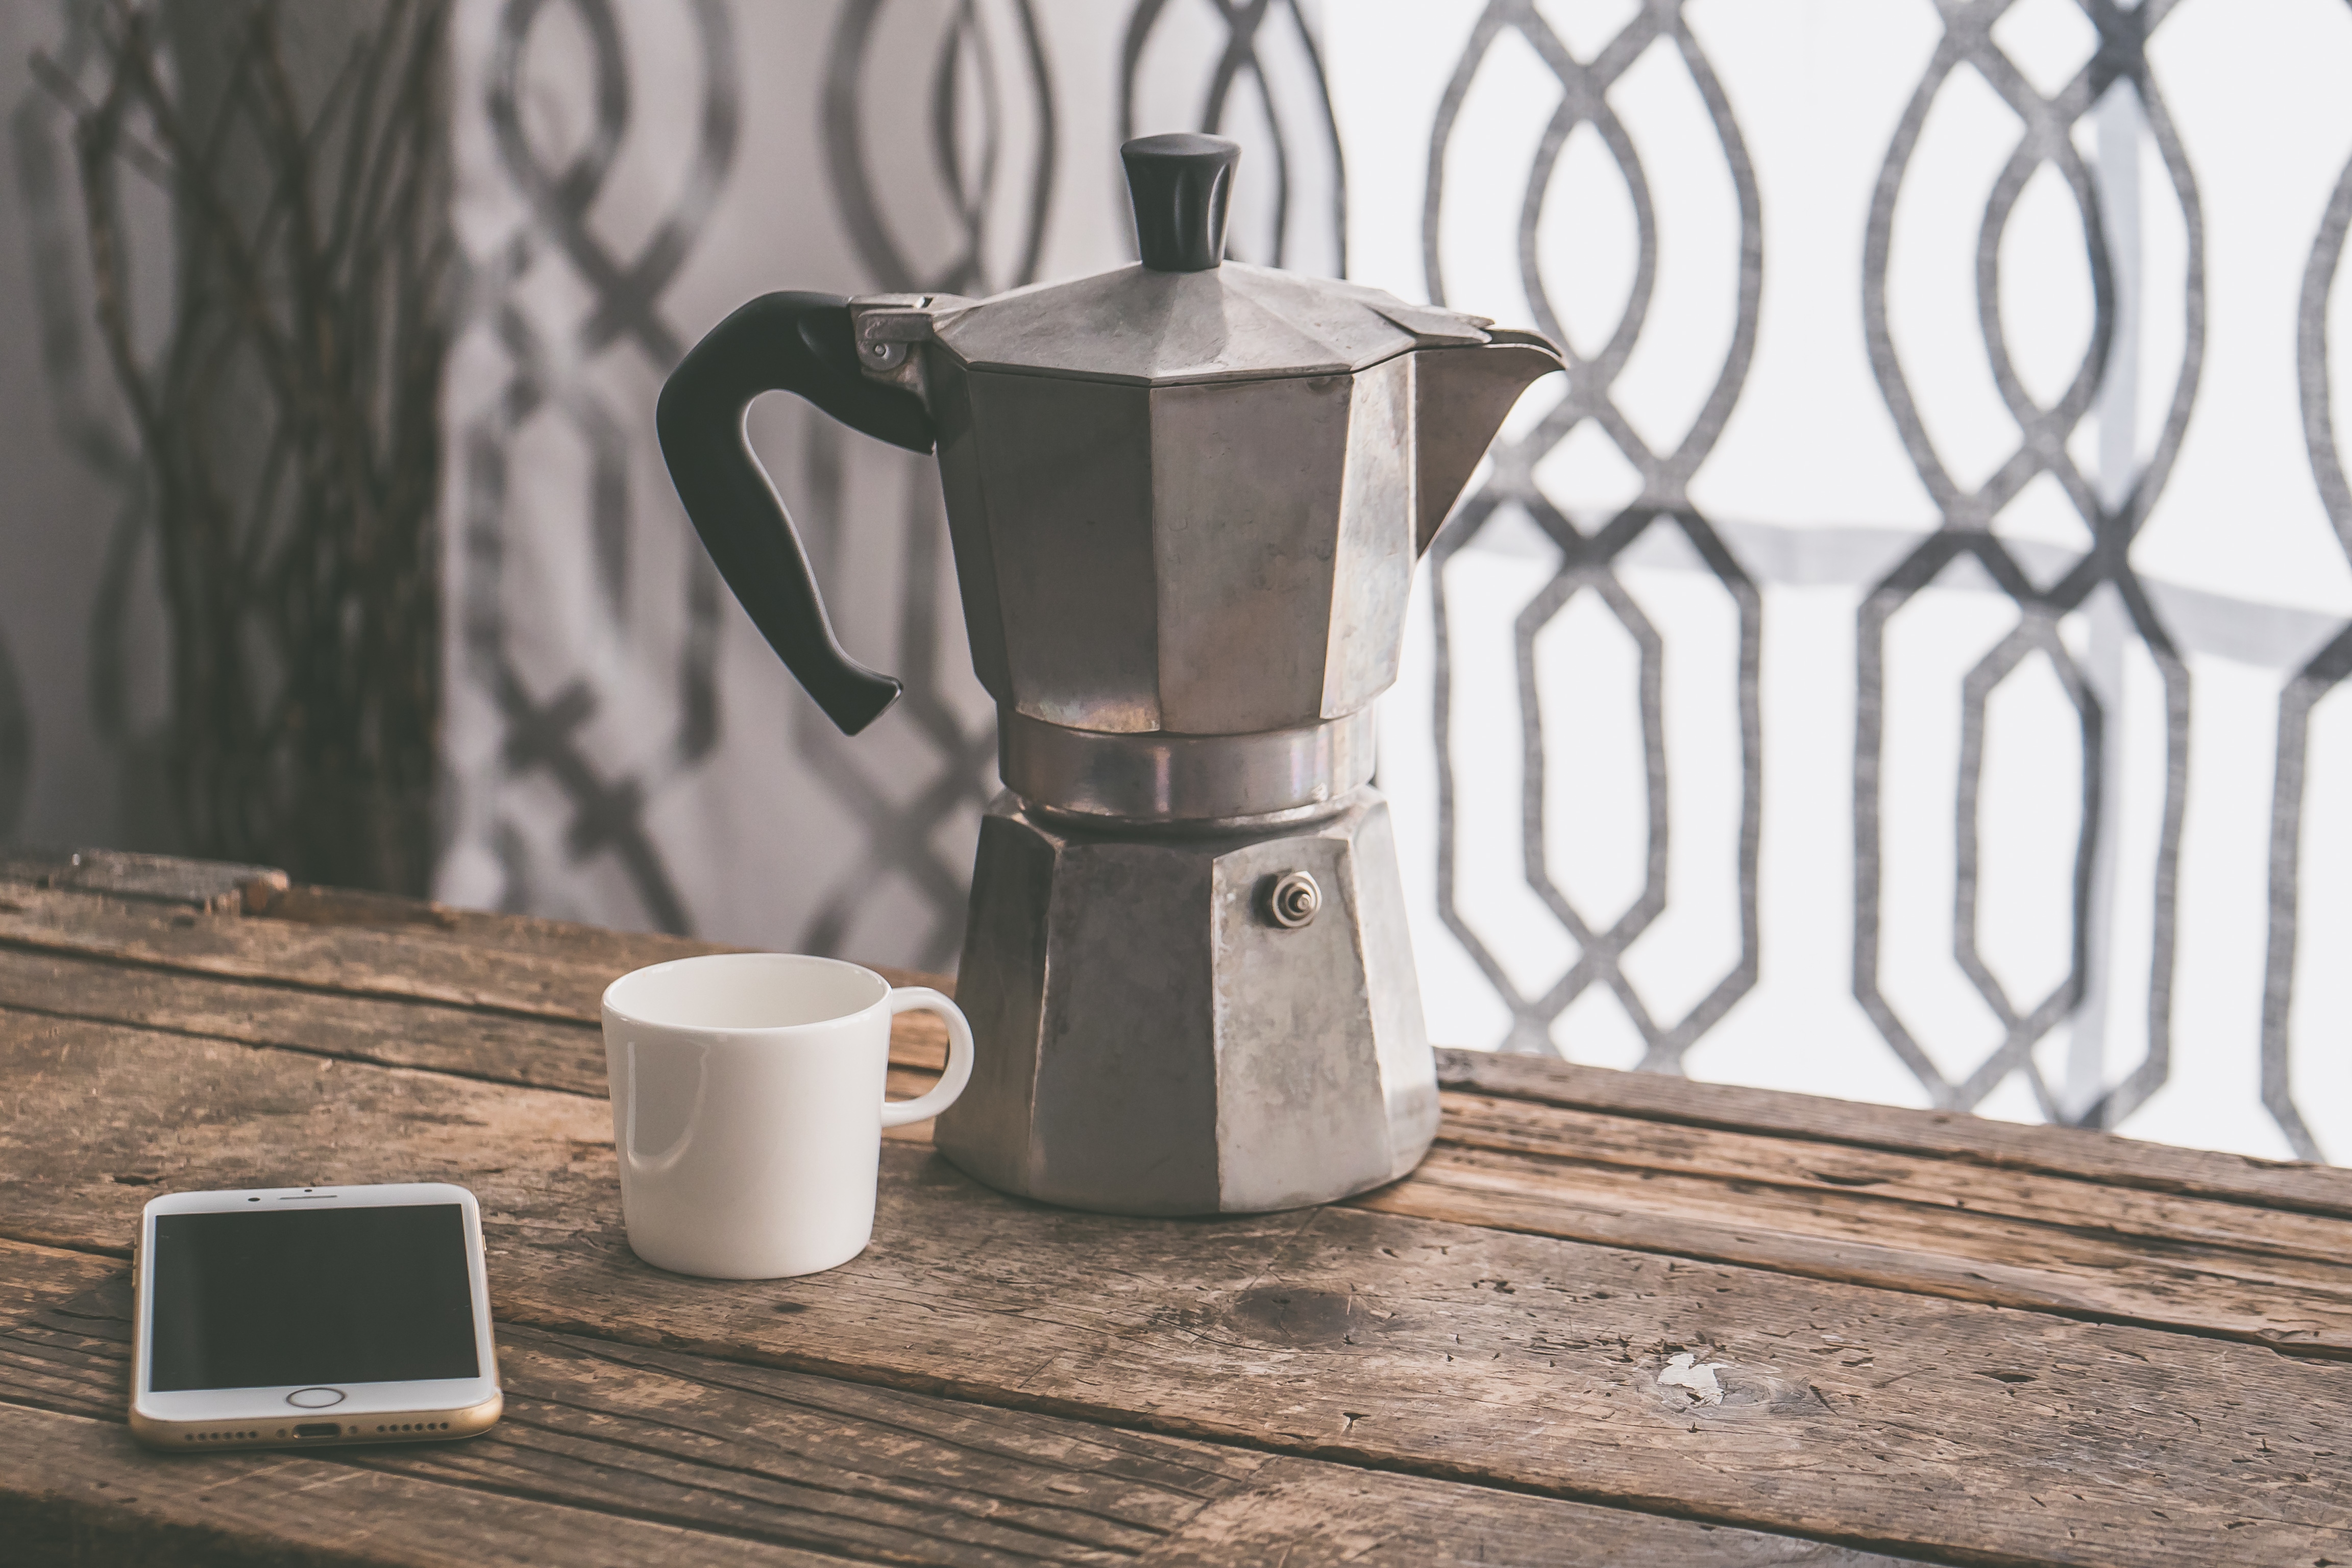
[127,1389,503,1453]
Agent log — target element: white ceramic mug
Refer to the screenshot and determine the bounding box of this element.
[600,953,974,1280]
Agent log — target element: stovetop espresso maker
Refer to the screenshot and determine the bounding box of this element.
[659,134,1560,1215]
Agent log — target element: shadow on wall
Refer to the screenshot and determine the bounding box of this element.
[0,627,27,839]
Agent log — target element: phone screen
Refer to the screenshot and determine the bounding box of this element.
[148,1204,480,1391]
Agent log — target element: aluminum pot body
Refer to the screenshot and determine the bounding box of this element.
[925,346,1411,740]
[854,273,1560,764]
[933,787,1441,1215]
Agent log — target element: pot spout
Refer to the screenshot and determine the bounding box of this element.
[1412,329,1565,554]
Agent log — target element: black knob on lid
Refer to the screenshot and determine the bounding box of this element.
[1122,134,1239,272]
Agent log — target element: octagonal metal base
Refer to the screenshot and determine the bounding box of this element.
[934,786,1439,1215]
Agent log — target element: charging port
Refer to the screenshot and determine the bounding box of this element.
[292,1423,340,1438]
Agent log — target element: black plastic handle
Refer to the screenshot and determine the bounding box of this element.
[1122,133,1239,272]
[656,292,934,736]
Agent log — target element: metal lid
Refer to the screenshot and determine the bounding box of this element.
[922,263,1497,388]
[890,135,1500,388]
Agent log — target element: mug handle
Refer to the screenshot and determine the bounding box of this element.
[879,988,974,1129]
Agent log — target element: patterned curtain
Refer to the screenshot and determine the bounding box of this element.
[1355,0,2352,1162]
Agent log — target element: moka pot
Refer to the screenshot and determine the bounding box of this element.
[658,134,1561,1214]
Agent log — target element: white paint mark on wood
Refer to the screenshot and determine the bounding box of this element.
[1660,1353,1724,1406]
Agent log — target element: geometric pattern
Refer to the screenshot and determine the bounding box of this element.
[15,0,2352,1163]
[2268,72,2352,1161]
[413,0,2352,1160]
[455,0,741,935]
[1119,0,1344,272]
[1423,0,1763,1067]
[436,0,1349,971]
[793,0,1054,965]
[1855,0,2198,1129]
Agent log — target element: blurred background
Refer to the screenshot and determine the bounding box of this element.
[5,0,2350,1162]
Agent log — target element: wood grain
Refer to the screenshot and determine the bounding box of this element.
[1432,1092,2352,1257]
[2,1009,2347,1568]
[13,943,2352,1358]
[0,848,286,913]
[0,1400,838,1567]
[1353,1097,2352,1354]
[1362,1144,2352,1354]
[0,1242,1917,1568]
[1140,1467,1907,1566]
[0,923,949,1101]
[8,877,2347,1225]
[0,1238,116,1324]
[0,945,612,1095]
[0,873,903,1019]
[1435,1048,2352,1219]
[0,881,668,1022]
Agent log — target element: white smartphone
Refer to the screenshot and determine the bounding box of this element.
[130,1182,503,1451]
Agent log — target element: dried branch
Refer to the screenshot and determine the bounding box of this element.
[43,0,453,893]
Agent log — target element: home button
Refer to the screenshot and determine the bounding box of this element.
[286,1387,345,1409]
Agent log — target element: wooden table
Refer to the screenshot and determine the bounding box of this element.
[1,851,2347,1566]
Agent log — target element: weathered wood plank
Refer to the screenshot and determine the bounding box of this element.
[3,1262,1242,1567]
[0,1233,831,1566]
[0,1400,851,1567]
[0,1013,615,1256]
[0,886,957,1074]
[253,880,721,965]
[2,1405,1901,1568]
[1137,1468,1904,1566]
[0,942,2332,1264]
[2,1010,2346,1568]
[0,1239,115,1324]
[15,948,2352,1357]
[1399,1095,2352,1328]
[926,1076,2352,1350]
[9,878,2348,1224]
[0,883,659,1022]
[0,938,950,1103]
[0,878,797,1022]
[1432,1092,2352,1261]
[0,945,612,1095]
[1359,1143,2352,1355]
[1436,1048,2352,1219]
[0,848,287,913]
[0,1243,1917,1568]
[10,940,2352,1334]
